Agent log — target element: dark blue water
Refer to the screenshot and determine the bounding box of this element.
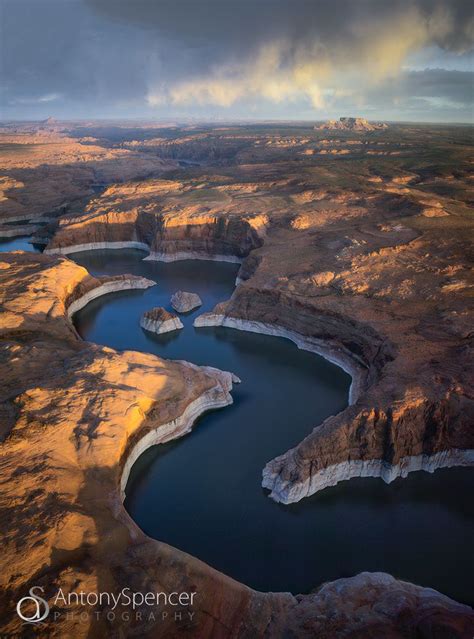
[72,249,473,603]
[0,236,40,252]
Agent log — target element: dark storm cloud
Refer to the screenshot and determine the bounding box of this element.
[1,0,153,106]
[1,0,473,120]
[87,0,474,54]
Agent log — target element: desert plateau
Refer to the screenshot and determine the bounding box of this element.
[1,0,473,637]
[1,116,473,637]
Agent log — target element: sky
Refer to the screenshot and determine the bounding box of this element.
[1,0,473,122]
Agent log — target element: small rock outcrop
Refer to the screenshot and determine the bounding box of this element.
[171,290,202,313]
[140,307,183,334]
[315,117,388,131]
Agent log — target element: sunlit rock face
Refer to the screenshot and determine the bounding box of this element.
[43,178,267,261]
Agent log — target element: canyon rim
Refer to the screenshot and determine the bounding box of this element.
[1,0,473,637]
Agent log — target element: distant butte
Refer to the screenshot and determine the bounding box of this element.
[315,117,388,131]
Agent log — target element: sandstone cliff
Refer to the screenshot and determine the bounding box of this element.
[44,180,266,261]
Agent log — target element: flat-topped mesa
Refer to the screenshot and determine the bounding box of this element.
[171,290,202,313]
[140,307,183,334]
[315,117,388,131]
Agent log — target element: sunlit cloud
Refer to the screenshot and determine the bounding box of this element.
[146,3,473,111]
[10,93,62,105]
[38,93,62,103]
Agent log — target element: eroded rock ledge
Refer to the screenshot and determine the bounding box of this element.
[120,364,236,500]
[194,272,473,503]
[1,252,472,637]
[0,223,40,238]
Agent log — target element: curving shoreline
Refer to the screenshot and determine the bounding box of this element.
[53,242,474,507]
[67,276,156,318]
[44,241,245,266]
[45,240,151,255]
[262,447,474,503]
[194,313,365,405]
[2,249,472,636]
[120,366,235,500]
[144,250,243,263]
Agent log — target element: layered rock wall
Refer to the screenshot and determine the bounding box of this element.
[194,280,474,503]
[46,209,263,262]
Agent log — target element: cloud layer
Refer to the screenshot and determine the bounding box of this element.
[1,0,473,121]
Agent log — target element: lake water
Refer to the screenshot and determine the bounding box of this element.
[0,236,41,252]
[57,249,474,603]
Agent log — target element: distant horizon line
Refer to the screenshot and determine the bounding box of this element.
[2,117,473,126]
